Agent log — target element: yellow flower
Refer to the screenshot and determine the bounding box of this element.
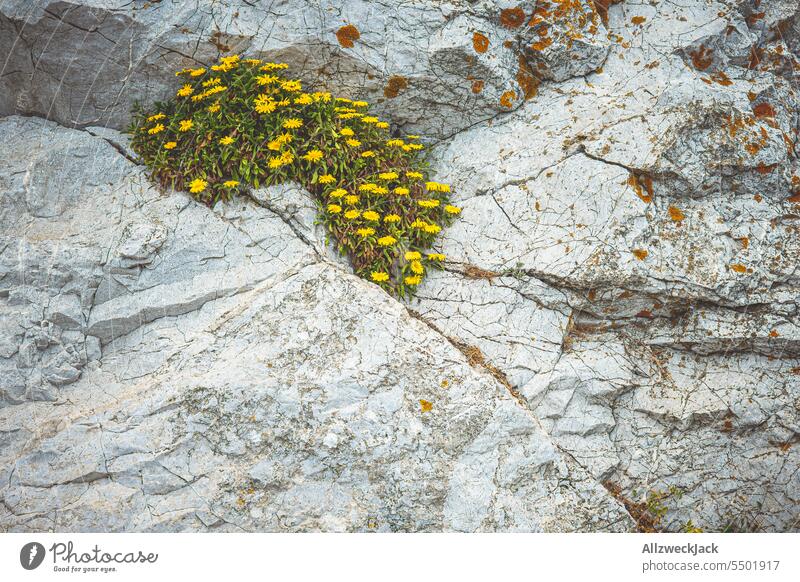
[338,112,362,119]
[344,209,361,219]
[163,141,177,149]
[254,94,277,114]
[302,149,324,162]
[345,195,360,205]
[407,143,424,151]
[207,103,220,113]
[256,74,279,85]
[362,210,380,222]
[330,188,347,198]
[178,119,193,132]
[352,101,369,108]
[376,121,389,129]
[202,77,221,87]
[361,116,379,124]
[357,227,375,237]
[319,174,335,184]
[394,187,410,196]
[189,67,206,77]
[384,214,401,223]
[379,172,398,180]
[281,79,302,92]
[223,180,240,188]
[177,84,193,97]
[294,94,313,105]
[424,224,442,234]
[268,133,293,150]
[336,97,353,103]
[147,123,165,135]
[244,58,263,65]
[445,205,461,214]
[405,251,422,261]
[410,220,427,229]
[211,55,239,73]
[359,183,377,192]
[404,275,422,285]
[328,204,342,214]
[219,136,234,145]
[427,253,446,261]
[387,139,405,147]
[268,150,295,169]
[361,150,375,158]
[276,99,291,107]
[312,91,332,102]
[426,181,450,193]
[260,62,289,71]
[410,260,424,275]
[268,156,286,169]
[346,139,361,147]
[283,118,303,129]
[147,113,166,122]
[188,178,207,193]
[371,271,390,282]
[406,171,423,179]
[377,236,396,247]
[373,186,388,195]
[406,134,421,140]
[419,199,440,208]
[340,127,355,136]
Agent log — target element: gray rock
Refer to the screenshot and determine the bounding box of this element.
[1,0,799,533]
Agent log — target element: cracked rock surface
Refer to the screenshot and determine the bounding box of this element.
[1,0,799,532]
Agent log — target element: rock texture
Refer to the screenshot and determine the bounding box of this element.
[1,0,799,532]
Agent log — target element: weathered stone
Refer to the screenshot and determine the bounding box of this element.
[1,0,798,533]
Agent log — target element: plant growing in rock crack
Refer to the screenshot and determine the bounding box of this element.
[128,55,461,297]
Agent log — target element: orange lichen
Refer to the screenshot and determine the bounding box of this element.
[668,206,685,222]
[710,71,733,86]
[499,90,516,108]
[516,55,540,100]
[632,249,648,260]
[689,45,714,71]
[383,75,408,98]
[471,79,485,94]
[730,263,747,273]
[755,163,776,174]
[746,11,765,27]
[530,37,554,51]
[473,32,490,53]
[627,173,653,203]
[592,0,623,26]
[500,6,526,28]
[752,102,776,119]
[748,47,764,69]
[769,329,779,338]
[336,24,360,48]
[631,16,646,25]
[419,399,433,413]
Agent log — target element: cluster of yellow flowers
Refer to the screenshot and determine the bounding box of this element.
[130,54,461,295]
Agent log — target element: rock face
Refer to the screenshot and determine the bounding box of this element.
[1,0,799,532]
[0,0,615,138]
